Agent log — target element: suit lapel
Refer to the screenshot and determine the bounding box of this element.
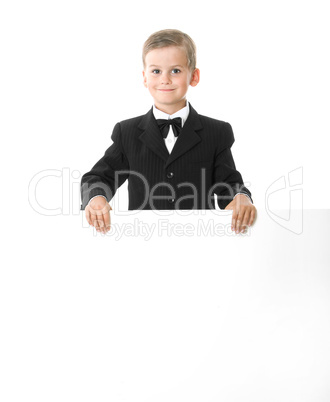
[138,103,203,167]
[138,107,169,162]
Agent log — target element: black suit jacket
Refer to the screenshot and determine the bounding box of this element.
[80,103,252,210]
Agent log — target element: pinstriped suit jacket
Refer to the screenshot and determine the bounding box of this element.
[80,103,252,210]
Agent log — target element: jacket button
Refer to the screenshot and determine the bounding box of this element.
[167,172,174,178]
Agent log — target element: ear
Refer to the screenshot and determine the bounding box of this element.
[142,70,148,88]
[189,68,200,87]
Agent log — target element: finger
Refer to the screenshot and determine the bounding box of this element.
[102,214,109,234]
[241,210,250,233]
[99,213,108,234]
[231,208,238,231]
[88,207,99,229]
[92,209,103,232]
[248,207,256,227]
[94,215,101,232]
[85,206,92,225]
[101,204,112,232]
[88,208,96,227]
[235,208,246,234]
[103,210,111,232]
[97,216,106,234]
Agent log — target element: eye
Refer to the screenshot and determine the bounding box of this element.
[152,69,160,74]
[172,69,181,74]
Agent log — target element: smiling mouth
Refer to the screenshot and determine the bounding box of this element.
[158,89,175,91]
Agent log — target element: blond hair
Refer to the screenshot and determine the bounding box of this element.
[142,29,197,72]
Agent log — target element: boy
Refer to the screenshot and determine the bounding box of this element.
[80,29,256,234]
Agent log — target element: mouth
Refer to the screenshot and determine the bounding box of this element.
[158,89,175,92]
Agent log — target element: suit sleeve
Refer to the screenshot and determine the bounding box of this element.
[80,122,130,210]
[213,122,252,209]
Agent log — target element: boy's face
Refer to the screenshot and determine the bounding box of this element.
[143,46,200,114]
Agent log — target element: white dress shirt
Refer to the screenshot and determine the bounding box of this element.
[153,100,190,154]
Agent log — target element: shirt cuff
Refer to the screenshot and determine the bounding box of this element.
[233,192,253,204]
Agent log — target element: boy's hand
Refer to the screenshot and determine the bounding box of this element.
[85,196,112,234]
[225,194,256,234]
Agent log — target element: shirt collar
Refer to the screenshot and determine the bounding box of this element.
[152,100,190,127]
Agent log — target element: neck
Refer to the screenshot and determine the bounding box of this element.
[154,99,187,115]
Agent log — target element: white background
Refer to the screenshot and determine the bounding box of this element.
[1,1,330,401]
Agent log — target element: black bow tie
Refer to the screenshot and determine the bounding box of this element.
[156,117,182,138]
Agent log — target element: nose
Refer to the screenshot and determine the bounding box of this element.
[161,72,171,85]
